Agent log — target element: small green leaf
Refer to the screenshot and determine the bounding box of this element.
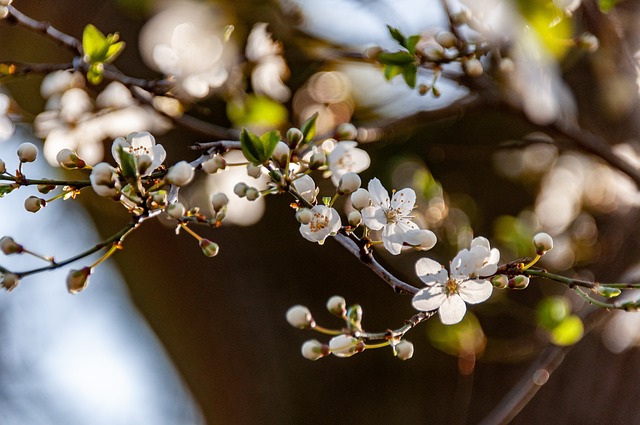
[383,65,403,81]
[300,112,318,143]
[0,185,15,198]
[105,41,126,63]
[240,129,265,164]
[346,304,363,332]
[596,286,622,298]
[259,130,281,161]
[402,63,417,88]
[82,24,108,62]
[117,145,138,180]
[549,315,584,346]
[377,51,416,66]
[322,196,331,206]
[405,35,421,55]
[386,25,406,46]
[87,63,104,85]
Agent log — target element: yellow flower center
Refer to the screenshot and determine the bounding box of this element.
[445,278,460,296]
[309,212,329,233]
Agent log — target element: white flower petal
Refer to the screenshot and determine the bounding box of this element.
[451,249,475,279]
[390,188,416,216]
[382,227,403,255]
[459,279,493,304]
[415,257,443,278]
[367,178,390,208]
[438,295,467,325]
[362,206,386,230]
[412,285,446,312]
[471,236,491,250]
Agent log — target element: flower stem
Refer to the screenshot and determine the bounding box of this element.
[180,223,203,242]
[312,325,343,336]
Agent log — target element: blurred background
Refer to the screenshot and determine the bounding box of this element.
[3,0,640,423]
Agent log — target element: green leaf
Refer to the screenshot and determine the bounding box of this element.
[405,35,421,55]
[240,129,265,164]
[596,286,621,298]
[0,185,15,198]
[105,41,126,63]
[82,24,108,62]
[377,51,416,66]
[598,0,621,12]
[259,130,281,161]
[87,63,104,85]
[550,315,583,346]
[402,63,417,89]
[300,112,318,143]
[117,145,138,180]
[386,25,406,46]
[383,65,403,81]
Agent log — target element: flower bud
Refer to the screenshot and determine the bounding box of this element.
[291,175,317,204]
[165,161,194,186]
[463,57,483,77]
[67,267,92,294]
[347,210,362,227]
[435,31,457,49]
[335,123,357,140]
[491,274,509,289]
[338,172,361,195]
[211,193,229,212]
[37,181,56,194]
[286,305,315,329]
[595,286,621,298]
[420,43,445,61]
[351,188,371,210]
[309,151,326,170]
[166,202,185,219]
[247,163,262,179]
[402,229,437,251]
[199,239,219,257]
[329,335,362,358]
[508,275,530,290]
[326,295,346,316]
[395,340,414,360]
[1,273,19,292]
[533,232,554,255]
[0,159,6,174]
[245,187,260,201]
[233,182,248,197]
[286,127,303,147]
[296,208,313,224]
[56,148,86,169]
[301,339,328,361]
[17,142,38,163]
[271,141,290,168]
[0,236,23,255]
[24,196,45,213]
[201,155,226,174]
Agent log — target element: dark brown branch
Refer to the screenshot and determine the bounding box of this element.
[0,61,74,79]
[6,5,81,52]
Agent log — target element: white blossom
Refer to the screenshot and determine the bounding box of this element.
[166,161,194,186]
[291,175,317,204]
[326,141,370,187]
[412,238,499,325]
[111,131,166,176]
[90,162,120,197]
[329,335,360,358]
[299,205,341,244]
[361,178,418,255]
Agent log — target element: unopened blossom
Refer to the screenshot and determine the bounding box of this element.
[0,159,5,174]
[271,141,290,167]
[299,205,341,244]
[90,162,120,197]
[337,172,361,195]
[326,141,370,187]
[1,273,19,292]
[295,208,313,224]
[362,178,418,255]
[211,192,229,212]
[301,340,327,361]
[201,155,226,174]
[351,188,371,210]
[199,239,219,257]
[56,148,86,169]
[0,236,23,255]
[112,131,166,176]
[17,142,38,163]
[166,202,185,219]
[67,267,92,294]
[24,196,44,213]
[165,161,194,186]
[412,239,499,325]
[533,232,554,255]
[329,335,361,358]
[326,295,346,316]
[395,340,414,360]
[286,305,315,329]
[291,175,317,204]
